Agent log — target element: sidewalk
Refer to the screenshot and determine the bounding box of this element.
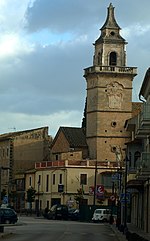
[110,223,150,241]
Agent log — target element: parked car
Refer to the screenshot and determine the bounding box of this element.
[68,208,80,221]
[92,208,111,222]
[47,204,68,220]
[0,208,18,224]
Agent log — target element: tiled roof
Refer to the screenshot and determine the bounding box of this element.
[60,127,87,147]
[52,126,87,148]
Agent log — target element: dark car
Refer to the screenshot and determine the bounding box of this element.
[0,208,18,224]
[68,208,80,221]
[47,204,68,220]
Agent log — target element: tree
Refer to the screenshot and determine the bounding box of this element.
[74,188,84,204]
[26,187,36,211]
[81,98,87,132]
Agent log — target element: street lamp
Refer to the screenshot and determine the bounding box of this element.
[37,180,40,217]
[93,160,98,205]
[124,155,128,229]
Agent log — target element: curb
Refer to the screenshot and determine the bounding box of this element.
[109,224,127,241]
[0,232,14,238]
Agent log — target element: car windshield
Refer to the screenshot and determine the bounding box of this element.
[68,208,76,213]
[95,209,102,214]
[50,205,57,211]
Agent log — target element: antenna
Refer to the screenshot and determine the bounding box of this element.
[8,127,16,132]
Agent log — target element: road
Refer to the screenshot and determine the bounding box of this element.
[2,216,119,241]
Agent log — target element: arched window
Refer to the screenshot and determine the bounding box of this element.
[109,52,117,66]
[134,151,141,168]
[98,52,101,65]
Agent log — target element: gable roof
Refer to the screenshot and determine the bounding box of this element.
[51,127,87,148]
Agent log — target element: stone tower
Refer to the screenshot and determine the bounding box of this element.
[84,3,137,164]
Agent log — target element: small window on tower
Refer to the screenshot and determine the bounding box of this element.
[109,52,117,66]
[111,121,117,127]
[110,31,115,36]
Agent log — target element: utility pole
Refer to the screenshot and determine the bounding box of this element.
[0,167,2,204]
[37,180,40,217]
[124,155,128,228]
[93,160,97,205]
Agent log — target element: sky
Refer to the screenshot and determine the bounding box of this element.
[0,0,149,138]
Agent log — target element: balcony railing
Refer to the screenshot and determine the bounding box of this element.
[140,103,150,125]
[135,103,150,137]
[138,152,150,170]
[84,66,137,76]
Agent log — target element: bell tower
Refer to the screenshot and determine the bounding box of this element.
[84,3,137,163]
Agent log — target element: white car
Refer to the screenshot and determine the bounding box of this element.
[92,208,111,222]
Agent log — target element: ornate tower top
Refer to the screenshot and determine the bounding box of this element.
[95,3,126,46]
[101,3,120,30]
[84,3,137,77]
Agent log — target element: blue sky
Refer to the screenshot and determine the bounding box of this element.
[0,0,149,137]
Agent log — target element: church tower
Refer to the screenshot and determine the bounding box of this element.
[84,3,137,164]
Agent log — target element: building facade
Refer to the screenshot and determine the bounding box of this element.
[0,127,52,210]
[125,68,150,233]
[25,158,119,211]
[50,127,88,161]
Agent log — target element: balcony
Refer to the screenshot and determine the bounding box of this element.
[136,153,150,181]
[135,103,150,138]
[84,65,137,76]
[140,103,150,127]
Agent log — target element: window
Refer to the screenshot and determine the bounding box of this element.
[98,52,101,65]
[134,151,141,168]
[101,173,112,188]
[80,174,87,185]
[59,174,62,184]
[38,175,41,185]
[3,148,5,157]
[46,175,49,192]
[6,147,9,157]
[29,176,32,186]
[109,52,117,66]
[53,174,55,185]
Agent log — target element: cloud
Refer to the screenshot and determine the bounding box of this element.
[25,0,101,34]
[0,0,149,135]
[0,110,83,137]
[0,33,35,59]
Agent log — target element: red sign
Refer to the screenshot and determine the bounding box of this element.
[96,185,104,199]
[110,195,115,201]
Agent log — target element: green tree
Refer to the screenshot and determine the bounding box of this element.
[74,187,84,204]
[81,97,87,132]
[26,187,36,210]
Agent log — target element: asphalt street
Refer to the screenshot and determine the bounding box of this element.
[0,216,120,241]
